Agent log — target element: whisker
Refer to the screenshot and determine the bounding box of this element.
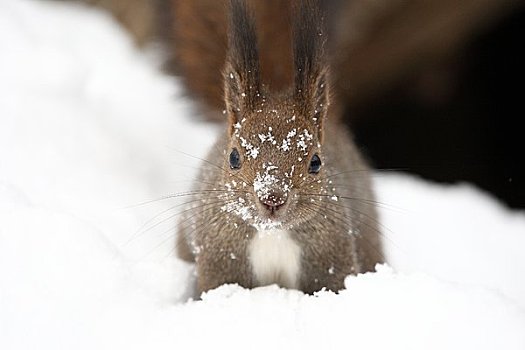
[122,197,206,246]
[305,196,395,239]
[168,206,234,259]
[126,198,235,246]
[307,199,406,258]
[167,147,253,186]
[299,192,403,212]
[301,204,387,263]
[316,189,408,212]
[307,200,383,239]
[296,168,405,189]
[137,200,239,260]
[160,200,240,260]
[122,188,249,209]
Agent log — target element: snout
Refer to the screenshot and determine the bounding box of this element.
[256,188,290,219]
[253,170,293,221]
[260,192,287,215]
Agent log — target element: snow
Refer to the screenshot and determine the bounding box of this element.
[1,1,524,349]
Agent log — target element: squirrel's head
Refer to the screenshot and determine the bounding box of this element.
[219,0,331,230]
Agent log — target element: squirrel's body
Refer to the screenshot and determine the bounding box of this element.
[177,123,382,293]
[173,0,383,294]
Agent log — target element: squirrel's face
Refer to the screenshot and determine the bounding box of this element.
[217,0,331,230]
[220,2,330,230]
[219,94,329,230]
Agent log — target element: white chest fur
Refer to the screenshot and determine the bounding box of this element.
[248,229,302,289]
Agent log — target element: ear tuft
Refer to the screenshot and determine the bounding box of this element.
[312,68,329,122]
[310,69,329,141]
[224,66,243,129]
[292,0,329,138]
[224,0,261,134]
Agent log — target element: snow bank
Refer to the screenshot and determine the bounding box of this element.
[0,1,524,349]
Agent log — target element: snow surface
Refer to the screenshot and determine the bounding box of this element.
[1,1,524,349]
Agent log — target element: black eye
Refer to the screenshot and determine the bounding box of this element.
[229,148,242,169]
[308,154,321,174]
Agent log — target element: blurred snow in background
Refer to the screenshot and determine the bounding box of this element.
[0,1,524,349]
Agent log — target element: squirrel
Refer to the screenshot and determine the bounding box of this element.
[168,0,383,294]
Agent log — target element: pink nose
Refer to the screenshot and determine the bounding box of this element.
[260,193,286,213]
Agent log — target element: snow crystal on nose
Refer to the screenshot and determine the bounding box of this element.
[254,164,279,201]
[254,163,293,202]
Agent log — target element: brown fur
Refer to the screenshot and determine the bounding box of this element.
[177,122,383,294]
[176,0,383,294]
[165,0,293,119]
[79,0,521,114]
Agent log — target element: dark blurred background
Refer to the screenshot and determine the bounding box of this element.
[73,0,525,209]
[335,1,525,209]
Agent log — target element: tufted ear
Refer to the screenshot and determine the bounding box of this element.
[224,0,261,135]
[309,67,329,135]
[292,0,329,140]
